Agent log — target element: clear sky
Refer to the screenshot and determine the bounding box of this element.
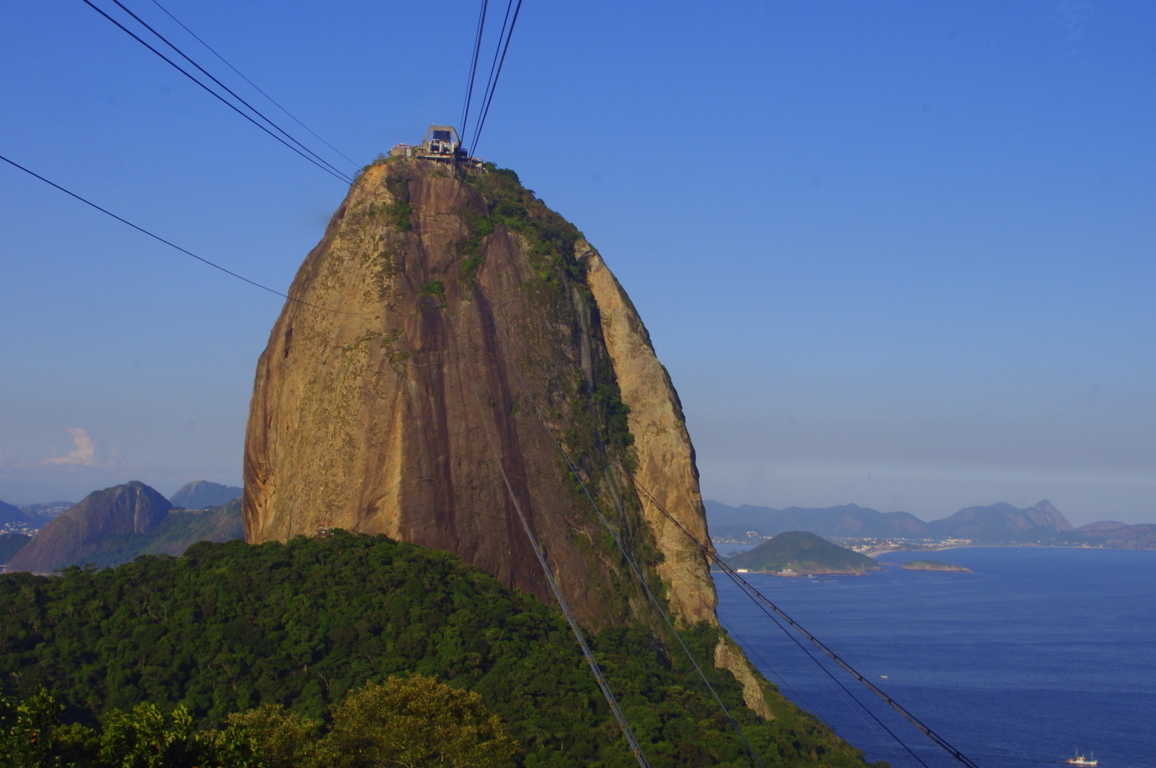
[1,0,1152,526]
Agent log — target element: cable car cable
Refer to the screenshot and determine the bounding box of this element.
[460,257,972,767]
[97,0,353,182]
[0,152,358,316]
[459,334,653,768]
[145,0,360,170]
[469,289,774,768]
[622,472,982,768]
[459,0,490,149]
[464,0,514,150]
[470,0,524,155]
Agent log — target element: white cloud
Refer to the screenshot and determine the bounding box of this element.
[42,428,100,467]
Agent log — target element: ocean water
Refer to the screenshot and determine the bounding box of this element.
[714,547,1156,768]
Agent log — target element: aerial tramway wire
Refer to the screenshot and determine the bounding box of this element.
[619,470,981,768]
[715,612,921,768]
[469,0,524,155]
[468,290,767,768]
[463,0,514,149]
[145,0,360,170]
[89,0,353,183]
[458,331,653,768]
[78,0,350,186]
[459,0,490,150]
[0,152,359,317]
[466,269,977,768]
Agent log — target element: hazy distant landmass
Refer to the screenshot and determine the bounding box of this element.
[707,503,926,541]
[726,531,880,576]
[1073,521,1156,549]
[706,499,1151,549]
[19,501,76,524]
[168,480,242,510]
[5,481,244,573]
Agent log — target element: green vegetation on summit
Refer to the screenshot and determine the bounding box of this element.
[0,531,876,768]
[726,532,880,576]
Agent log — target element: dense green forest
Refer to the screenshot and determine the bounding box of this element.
[0,532,879,767]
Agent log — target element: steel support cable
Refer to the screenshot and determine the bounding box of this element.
[715,567,930,768]
[618,473,980,768]
[471,294,766,768]
[470,0,524,155]
[145,0,360,169]
[78,0,350,187]
[459,0,490,150]
[0,152,359,316]
[458,333,652,768]
[462,0,513,150]
[465,0,514,150]
[460,279,961,767]
[715,613,919,768]
[99,0,353,183]
[81,0,397,207]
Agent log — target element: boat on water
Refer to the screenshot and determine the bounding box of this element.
[1066,750,1098,766]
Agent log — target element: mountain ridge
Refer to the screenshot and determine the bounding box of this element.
[707,498,1153,548]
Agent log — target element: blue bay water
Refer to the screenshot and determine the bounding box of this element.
[714,548,1156,768]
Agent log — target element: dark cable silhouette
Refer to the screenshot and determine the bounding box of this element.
[146,0,359,170]
[470,0,524,155]
[459,0,490,150]
[462,265,981,768]
[100,0,351,182]
[0,152,356,316]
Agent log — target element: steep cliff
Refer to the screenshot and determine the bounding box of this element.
[244,157,769,701]
[7,481,172,574]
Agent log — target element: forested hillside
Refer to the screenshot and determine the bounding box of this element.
[0,531,876,768]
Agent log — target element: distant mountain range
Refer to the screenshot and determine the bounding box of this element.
[169,480,242,510]
[706,499,1155,549]
[4,481,244,574]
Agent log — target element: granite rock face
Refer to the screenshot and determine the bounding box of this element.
[243,159,717,633]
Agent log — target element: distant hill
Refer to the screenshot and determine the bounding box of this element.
[0,533,31,565]
[7,482,173,573]
[169,480,242,510]
[1074,522,1156,550]
[0,500,34,527]
[135,498,245,557]
[19,502,75,524]
[725,531,881,576]
[7,483,246,574]
[927,500,1073,542]
[705,501,927,540]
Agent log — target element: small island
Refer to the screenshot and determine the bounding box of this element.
[725,531,881,576]
[900,559,971,572]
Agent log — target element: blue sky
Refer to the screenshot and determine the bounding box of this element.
[1,0,1152,525]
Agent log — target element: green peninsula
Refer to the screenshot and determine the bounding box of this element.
[726,531,880,576]
[900,559,970,572]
